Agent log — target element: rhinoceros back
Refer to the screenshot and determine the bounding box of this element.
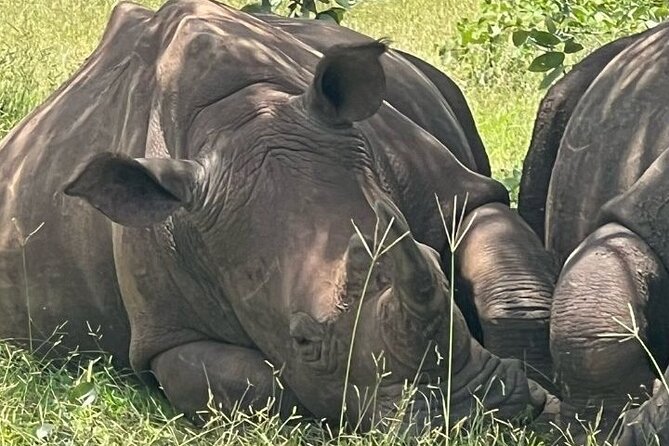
[546,24,669,263]
[0,3,159,364]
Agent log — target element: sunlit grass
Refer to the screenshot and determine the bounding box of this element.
[0,322,626,444]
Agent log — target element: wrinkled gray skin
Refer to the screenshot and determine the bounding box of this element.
[520,24,669,445]
[517,24,669,244]
[0,0,555,430]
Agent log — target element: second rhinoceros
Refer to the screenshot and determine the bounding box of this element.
[519,21,669,444]
[0,0,556,429]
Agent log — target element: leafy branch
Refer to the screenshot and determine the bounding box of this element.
[242,0,355,24]
[447,0,669,89]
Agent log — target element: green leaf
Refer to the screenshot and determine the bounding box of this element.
[545,16,557,34]
[316,7,345,24]
[528,51,565,72]
[657,6,669,19]
[500,177,516,189]
[571,6,588,22]
[334,0,350,7]
[512,29,529,46]
[563,39,584,54]
[530,29,561,47]
[593,11,607,23]
[316,12,337,23]
[539,65,564,89]
[460,28,473,45]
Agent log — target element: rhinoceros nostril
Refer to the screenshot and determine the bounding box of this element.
[294,336,310,346]
[289,312,325,342]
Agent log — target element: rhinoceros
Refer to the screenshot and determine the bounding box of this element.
[0,0,556,429]
[520,23,669,445]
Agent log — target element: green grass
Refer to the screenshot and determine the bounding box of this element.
[0,343,555,445]
[0,0,586,444]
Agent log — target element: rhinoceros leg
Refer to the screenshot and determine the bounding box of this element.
[151,341,308,419]
[454,203,557,392]
[550,223,669,435]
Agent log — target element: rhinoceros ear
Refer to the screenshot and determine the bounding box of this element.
[307,41,387,125]
[63,152,203,227]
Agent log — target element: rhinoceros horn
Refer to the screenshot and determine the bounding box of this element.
[373,199,445,321]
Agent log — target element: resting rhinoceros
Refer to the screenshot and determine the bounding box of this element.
[520,23,669,445]
[0,0,556,429]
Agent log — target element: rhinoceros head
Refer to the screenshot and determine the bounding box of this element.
[61,14,538,428]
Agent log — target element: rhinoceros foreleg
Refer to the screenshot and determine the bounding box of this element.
[454,203,557,391]
[550,223,669,436]
[151,341,308,419]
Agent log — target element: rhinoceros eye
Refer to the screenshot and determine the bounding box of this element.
[293,336,310,347]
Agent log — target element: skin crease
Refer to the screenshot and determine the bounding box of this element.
[0,0,556,432]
